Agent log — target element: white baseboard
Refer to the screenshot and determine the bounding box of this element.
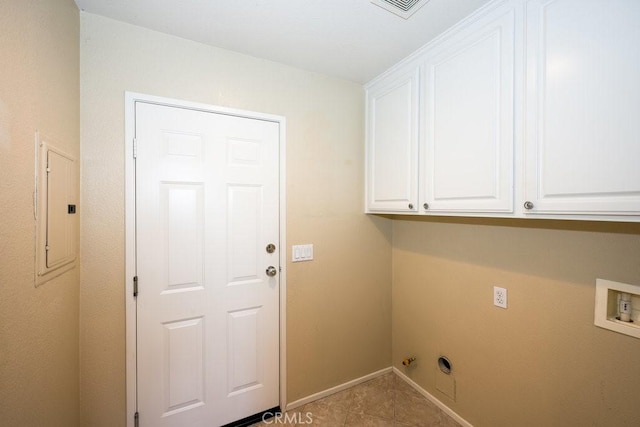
[393,367,473,427]
[285,367,393,411]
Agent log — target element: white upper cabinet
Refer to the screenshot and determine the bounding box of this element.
[523,0,640,217]
[420,6,515,214]
[365,0,640,221]
[366,65,420,213]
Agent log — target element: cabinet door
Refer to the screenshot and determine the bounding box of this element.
[366,66,420,213]
[524,0,640,216]
[420,7,515,214]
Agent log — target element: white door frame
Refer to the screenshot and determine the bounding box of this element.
[124,92,287,427]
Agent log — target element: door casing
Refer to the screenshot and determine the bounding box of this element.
[124,92,287,427]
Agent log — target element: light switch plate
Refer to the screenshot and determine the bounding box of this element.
[292,244,313,262]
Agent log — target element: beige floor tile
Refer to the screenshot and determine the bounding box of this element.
[257,372,463,427]
[394,390,442,426]
[393,375,423,399]
[439,411,461,427]
[345,412,396,426]
[303,400,348,426]
[312,388,356,412]
[351,385,395,420]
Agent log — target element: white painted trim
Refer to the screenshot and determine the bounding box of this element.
[285,367,393,411]
[393,367,473,427]
[124,92,287,426]
[124,92,137,427]
[278,109,288,412]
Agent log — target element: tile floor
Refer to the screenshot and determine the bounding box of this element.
[252,372,461,426]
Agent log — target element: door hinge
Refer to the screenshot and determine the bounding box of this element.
[134,411,139,427]
[133,276,138,297]
[133,138,137,159]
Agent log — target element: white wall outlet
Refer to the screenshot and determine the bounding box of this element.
[494,286,507,309]
[292,244,313,262]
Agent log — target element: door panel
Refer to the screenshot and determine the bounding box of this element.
[421,7,514,213]
[164,184,204,292]
[366,66,420,212]
[227,185,263,286]
[136,102,280,426]
[227,307,261,394]
[163,317,205,415]
[524,0,640,214]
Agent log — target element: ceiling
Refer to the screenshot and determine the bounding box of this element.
[74,0,492,83]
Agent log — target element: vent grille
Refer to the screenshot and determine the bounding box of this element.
[371,0,430,19]
[382,0,422,12]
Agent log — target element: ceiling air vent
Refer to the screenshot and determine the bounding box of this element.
[371,0,430,19]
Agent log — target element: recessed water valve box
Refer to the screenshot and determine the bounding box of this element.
[594,279,640,339]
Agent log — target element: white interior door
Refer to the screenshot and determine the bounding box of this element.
[135,101,280,426]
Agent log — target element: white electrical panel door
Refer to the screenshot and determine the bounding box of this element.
[420,6,515,214]
[524,0,640,215]
[366,66,420,213]
[46,150,76,268]
[35,138,77,286]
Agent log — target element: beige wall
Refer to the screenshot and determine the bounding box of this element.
[0,0,80,425]
[392,217,640,426]
[79,13,392,425]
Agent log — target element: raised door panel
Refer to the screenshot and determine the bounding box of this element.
[162,317,205,416]
[421,6,515,214]
[366,66,420,213]
[524,0,640,216]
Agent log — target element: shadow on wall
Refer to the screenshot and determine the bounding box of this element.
[385,215,640,286]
